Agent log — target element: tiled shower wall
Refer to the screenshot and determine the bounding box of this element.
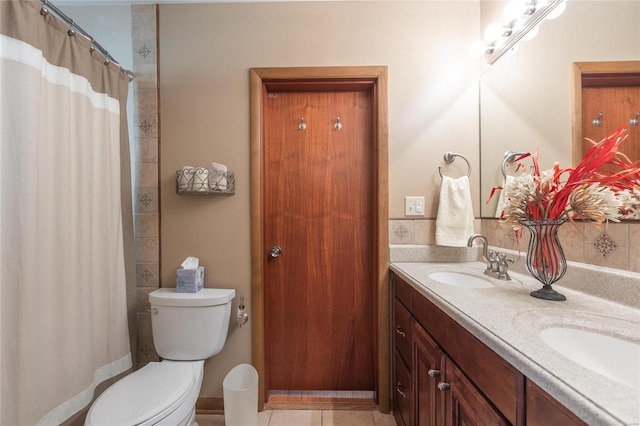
[390,218,640,273]
[131,5,160,368]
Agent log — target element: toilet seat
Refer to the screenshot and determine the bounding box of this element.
[85,361,202,426]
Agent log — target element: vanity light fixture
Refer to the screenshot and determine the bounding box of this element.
[471,0,567,64]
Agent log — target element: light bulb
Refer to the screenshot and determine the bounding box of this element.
[504,0,527,22]
[469,40,489,58]
[484,22,506,43]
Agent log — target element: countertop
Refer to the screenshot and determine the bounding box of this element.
[390,261,640,426]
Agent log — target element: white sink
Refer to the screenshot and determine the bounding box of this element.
[540,327,640,390]
[428,271,494,289]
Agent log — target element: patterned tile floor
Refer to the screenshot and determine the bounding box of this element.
[196,409,397,426]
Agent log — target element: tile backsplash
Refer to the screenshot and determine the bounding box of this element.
[390,218,640,274]
[132,4,160,368]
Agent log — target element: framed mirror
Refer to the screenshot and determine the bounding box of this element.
[479,1,640,218]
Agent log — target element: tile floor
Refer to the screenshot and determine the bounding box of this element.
[196,409,397,426]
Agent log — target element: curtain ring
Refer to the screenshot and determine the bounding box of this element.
[68,28,76,36]
[40,6,49,16]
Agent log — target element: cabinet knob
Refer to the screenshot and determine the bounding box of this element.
[437,382,451,391]
[428,369,441,377]
[395,326,406,338]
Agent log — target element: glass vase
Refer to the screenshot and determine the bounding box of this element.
[520,219,567,301]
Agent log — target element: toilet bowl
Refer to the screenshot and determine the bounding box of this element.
[85,360,203,426]
[85,288,235,426]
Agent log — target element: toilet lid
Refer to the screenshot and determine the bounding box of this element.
[86,361,197,426]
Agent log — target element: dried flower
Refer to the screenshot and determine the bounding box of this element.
[491,126,640,233]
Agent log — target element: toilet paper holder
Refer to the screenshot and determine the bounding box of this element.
[237,296,249,329]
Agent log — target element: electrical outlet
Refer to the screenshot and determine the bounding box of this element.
[405,196,425,216]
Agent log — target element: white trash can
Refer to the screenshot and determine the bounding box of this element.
[223,363,259,426]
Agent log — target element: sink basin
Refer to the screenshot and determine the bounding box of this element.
[428,271,494,289]
[540,327,640,390]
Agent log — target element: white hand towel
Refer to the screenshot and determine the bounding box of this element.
[177,166,195,191]
[435,175,475,247]
[193,167,209,192]
[209,162,228,191]
[495,175,515,218]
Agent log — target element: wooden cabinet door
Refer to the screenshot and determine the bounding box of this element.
[394,299,412,366]
[413,320,444,426]
[442,357,509,426]
[395,351,413,426]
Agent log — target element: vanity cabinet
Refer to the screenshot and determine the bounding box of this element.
[391,271,586,426]
[525,381,587,426]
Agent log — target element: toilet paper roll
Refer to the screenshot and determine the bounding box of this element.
[193,167,209,191]
[209,162,228,191]
[177,166,195,191]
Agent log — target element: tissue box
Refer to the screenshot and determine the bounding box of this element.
[176,266,204,293]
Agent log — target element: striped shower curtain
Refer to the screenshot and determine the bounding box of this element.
[0,1,135,424]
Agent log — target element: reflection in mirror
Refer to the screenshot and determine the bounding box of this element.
[479,1,640,218]
[474,0,567,64]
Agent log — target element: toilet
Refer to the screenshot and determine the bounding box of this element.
[85,287,235,426]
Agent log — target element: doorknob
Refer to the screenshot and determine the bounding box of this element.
[270,246,282,258]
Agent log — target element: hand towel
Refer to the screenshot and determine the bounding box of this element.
[177,166,195,191]
[193,167,209,192]
[435,175,475,247]
[495,175,515,218]
[209,162,228,191]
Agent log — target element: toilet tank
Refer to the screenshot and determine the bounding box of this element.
[149,288,235,361]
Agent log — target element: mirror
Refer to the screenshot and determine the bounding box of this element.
[479,1,640,217]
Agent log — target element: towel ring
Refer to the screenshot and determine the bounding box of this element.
[501,151,526,178]
[438,152,471,178]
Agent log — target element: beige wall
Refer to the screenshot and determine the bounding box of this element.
[159,1,481,397]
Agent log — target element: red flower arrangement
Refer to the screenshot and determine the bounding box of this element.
[492,126,640,231]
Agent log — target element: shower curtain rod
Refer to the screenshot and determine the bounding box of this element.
[39,0,134,81]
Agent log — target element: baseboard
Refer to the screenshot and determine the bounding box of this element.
[196,397,224,415]
[265,390,377,411]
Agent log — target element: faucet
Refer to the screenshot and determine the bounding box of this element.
[467,234,490,272]
[467,234,513,281]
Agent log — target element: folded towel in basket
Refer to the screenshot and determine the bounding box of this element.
[209,162,228,191]
[435,175,475,247]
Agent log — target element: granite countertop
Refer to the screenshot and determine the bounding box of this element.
[390,261,640,426]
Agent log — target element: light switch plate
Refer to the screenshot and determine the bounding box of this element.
[405,196,425,216]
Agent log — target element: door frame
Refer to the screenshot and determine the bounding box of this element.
[250,66,389,412]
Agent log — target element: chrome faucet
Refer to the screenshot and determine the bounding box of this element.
[467,234,513,281]
[467,234,491,274]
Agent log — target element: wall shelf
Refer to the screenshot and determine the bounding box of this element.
[176,169,235,195]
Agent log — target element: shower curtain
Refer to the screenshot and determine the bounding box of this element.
[0,1,135,424]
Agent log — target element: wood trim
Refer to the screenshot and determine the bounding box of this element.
[195,397,225,415]
[571,61,640,166]
[250,66,389,413]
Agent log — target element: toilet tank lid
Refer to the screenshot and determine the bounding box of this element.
[150,288,235,307]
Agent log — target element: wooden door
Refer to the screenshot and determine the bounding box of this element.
[571,61,640,167]
[581,83,640,173]
[263,88,375,391]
